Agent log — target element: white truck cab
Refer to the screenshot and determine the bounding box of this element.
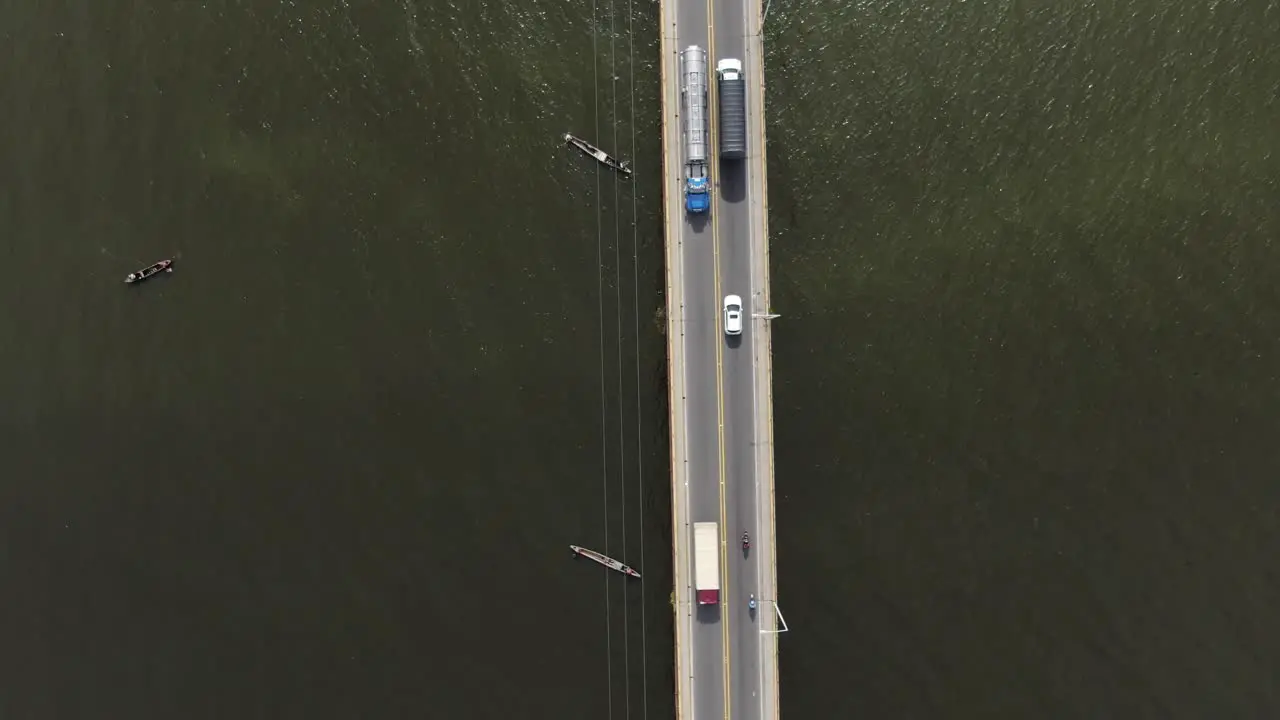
[716,58,743,81]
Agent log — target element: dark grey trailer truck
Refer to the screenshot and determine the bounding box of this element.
[716,59,747,160]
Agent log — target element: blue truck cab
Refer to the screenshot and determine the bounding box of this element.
[685,176,710,213]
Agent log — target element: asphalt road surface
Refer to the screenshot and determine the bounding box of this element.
[670,0,771,716]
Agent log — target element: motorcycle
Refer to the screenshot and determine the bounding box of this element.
[742,531,750,552]
[748,594,757,611]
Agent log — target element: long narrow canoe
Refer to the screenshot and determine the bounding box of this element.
[570,545,641,578]
[564,133,633,177]
[125,259,174,284]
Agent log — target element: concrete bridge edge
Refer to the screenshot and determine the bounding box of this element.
[658,0,695,718]
[747,0,781,716]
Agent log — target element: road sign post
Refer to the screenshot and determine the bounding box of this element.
[752,291,779,320]
[762,603,790,634]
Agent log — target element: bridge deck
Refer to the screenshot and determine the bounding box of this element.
[660,0,779,716]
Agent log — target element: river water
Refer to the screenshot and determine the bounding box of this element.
[3,1,668,718]
[2,0,1277,717]
[767,1,1280,717]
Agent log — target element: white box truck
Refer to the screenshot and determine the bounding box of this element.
[693,522,721,605]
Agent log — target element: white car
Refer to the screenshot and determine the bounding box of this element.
[723,295,743,336]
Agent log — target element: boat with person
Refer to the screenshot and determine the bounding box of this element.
[570,545,641,578]
[564,133,633,177]
[124,259,174,284]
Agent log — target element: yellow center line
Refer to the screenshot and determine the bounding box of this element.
[704,6,733,720]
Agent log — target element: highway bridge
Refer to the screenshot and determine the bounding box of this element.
[660,0,781,716]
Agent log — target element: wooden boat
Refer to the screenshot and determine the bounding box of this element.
[564,133,633,176]
[125,259,174,284]
[570,545,641,578]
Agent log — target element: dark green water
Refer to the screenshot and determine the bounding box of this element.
[4,0,1279,717]
[2,1,668,718]
[767,0,1280,716]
